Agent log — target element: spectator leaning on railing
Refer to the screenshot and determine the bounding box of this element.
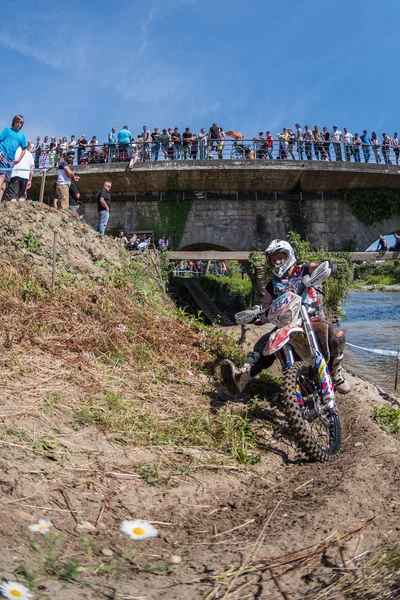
[199,128,208,159]
[117,126,132,160]
[34,136,42,169]
[295,124,304,159]
[29,120,400,168]
[381,133,392,165]
[331,126,342,161]
[360,130,370,163]
[171,127,181,160]
[303,125,314,160]
[77,135,88,163]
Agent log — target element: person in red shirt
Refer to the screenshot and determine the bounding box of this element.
[264,131,274,159]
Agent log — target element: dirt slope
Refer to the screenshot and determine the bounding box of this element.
[0,202,398,600]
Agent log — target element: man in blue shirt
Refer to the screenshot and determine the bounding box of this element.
[108,127,117,162]
[360,129,371,163]
[0,115,27,202]
[117,126,132,162]
[108,127,117,145]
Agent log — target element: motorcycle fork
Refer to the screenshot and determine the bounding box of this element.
[300,306,335,403]
[278,345,295,369]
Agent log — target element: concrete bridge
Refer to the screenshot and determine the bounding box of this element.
[31,160,400,251]
[167,251,400,263]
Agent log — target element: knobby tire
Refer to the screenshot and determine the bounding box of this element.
[281,361,342,462]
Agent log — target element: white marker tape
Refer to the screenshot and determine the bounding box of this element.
[346,342,400,359]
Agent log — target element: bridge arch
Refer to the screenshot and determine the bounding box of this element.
[355,216,400,251]
[178,242,233,252]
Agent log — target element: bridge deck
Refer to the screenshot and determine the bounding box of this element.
[31,159,400,196]
[168,251,400,262]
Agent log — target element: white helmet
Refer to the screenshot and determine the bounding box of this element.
[265,239,296,278]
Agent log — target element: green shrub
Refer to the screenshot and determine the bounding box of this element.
[196,275,252,318]
[354,260,400,285]
[16,232,42,253]
[373,404,400,435]
[345,189,400,224]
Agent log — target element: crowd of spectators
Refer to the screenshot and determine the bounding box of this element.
[266,126,400,164]
[29,122,400,167]
[115,230,161,252]
[175,260,227,276]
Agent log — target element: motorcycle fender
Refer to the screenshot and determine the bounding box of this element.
[263,325,304,356]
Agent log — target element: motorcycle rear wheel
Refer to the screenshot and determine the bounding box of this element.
[281,361,342,462]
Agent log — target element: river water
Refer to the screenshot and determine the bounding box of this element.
[341,291,400,392]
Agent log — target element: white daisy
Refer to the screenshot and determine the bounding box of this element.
[120,519,158,541]
[0,581,33,599]
[28,520,53,535]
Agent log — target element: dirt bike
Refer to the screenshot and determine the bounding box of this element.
[235,261,341,462]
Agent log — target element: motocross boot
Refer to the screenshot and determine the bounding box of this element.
[220,359,251,395]
[330,354,351,394]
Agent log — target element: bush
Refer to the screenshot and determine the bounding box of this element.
[197,275,252,318]
[373,404,400,435]
[354,260,400,285]
[345,189,400,224]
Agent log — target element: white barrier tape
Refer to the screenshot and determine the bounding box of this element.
[346,342,400,359]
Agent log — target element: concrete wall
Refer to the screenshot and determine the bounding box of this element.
[81,193,400,251]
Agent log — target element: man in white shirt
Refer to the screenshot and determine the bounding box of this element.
[68,135,77,163]
[3,142,34,201]
[199,128,208,159]
[254,132,265,159]
[342,128,354,162]
[392,132,400,165]
[295,124,304,159]
[330,126,343,161]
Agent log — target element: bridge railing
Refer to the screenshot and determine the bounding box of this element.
[28,139,400,170]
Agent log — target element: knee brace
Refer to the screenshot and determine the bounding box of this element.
[329,328,346,358]
[246,351,261,365]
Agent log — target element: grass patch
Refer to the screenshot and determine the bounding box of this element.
[3,427,30,442]
[373,404,400,435]
[0,233,267,464]
[16,232,42,253]
[74,391,262,463]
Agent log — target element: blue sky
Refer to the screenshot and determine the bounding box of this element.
[1,0,399,142]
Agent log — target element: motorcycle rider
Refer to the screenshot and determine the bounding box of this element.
[221,239,351,395]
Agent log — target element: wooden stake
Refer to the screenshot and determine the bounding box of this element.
[39,169,47,203]
[52,232,58,290]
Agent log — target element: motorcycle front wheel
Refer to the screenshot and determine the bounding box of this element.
[281,361,342,462]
